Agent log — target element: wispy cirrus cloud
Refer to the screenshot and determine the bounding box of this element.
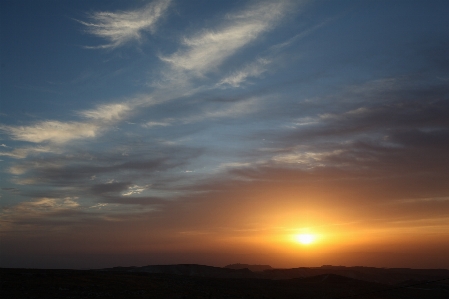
[0,102,133,147]
[79,0,172,49]
[160,0,293,74]
[37,0,298,150]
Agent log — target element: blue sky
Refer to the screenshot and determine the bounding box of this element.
[1,0,449,269]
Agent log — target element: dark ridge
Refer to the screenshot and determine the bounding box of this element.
[224,263,273,272]
[2,268,448,299]
[97,264,449,285]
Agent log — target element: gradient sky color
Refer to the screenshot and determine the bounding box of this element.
[1,0,449,269]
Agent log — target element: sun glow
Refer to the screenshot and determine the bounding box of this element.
[295,233,315,245]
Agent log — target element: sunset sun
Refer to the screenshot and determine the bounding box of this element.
[294,233,315,245]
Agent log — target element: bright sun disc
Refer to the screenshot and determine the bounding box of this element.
[295,234,315,245]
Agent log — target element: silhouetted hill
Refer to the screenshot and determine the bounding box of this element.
[2,268,448,299]
[224,263,273,272]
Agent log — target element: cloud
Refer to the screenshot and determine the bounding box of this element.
[8,165,29,175]
[0,101,137,147]
[215,18,332,89]
[134,96,263,128]
[0,195,154,232]
[15,158,168,181]
[79,103,132,122]
[0,197,81,228]
[269,19,334,52]
[212,18,335,89]
[1,187,19,193]
[8,0,294,156]
[30,197,80,210]
[238,77,449,193]
[0,95,147,146]
[272,150,339,167]
[7,144,201,193]
[79,0,172,49]
[122,184,149,196]
[218,162,252,169]
[217,58,271,88]
[142,120,172,128]
[0,146,56,159]
[0,121,99,144]
[91,182,132,195]
[276,77,449,145]
[183,97,261,123]
[160,1,292,74]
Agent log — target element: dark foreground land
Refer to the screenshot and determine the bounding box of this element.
[1,265,449,299]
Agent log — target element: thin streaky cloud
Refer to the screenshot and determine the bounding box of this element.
[79,0,172,49]
[160,1,295,74]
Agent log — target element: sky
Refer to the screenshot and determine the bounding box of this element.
[1,0,449,269]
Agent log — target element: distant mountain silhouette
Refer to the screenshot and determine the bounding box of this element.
[101,264,449,285]
[224,263,273,272]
